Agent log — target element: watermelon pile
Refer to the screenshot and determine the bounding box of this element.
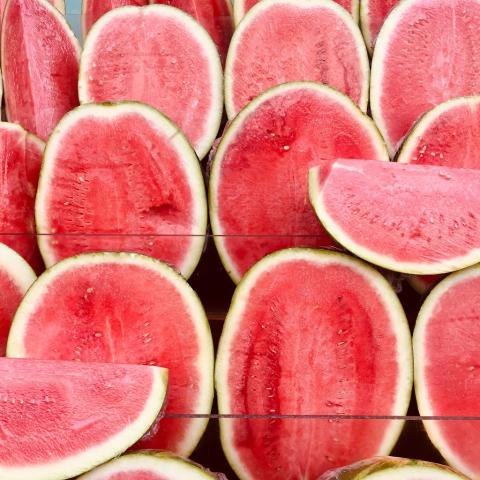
[0,0,480,478]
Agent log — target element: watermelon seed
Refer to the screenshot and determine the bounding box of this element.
[144,321,151,327]
[94,332,102,338]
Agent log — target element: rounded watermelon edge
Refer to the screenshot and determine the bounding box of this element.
[0,242,37,293]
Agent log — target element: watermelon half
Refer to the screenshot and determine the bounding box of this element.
[414,266,480,478]
[210,82,388,283]
[0,244,36,356]
[370,0,480,156]
[1,0,80,141]
[79,4,223,160]
[7,252,214,457]
[359,0,398,54]
[78,452,226,480]
[0,122,44,273]
[216,248,412,480]
[309,159,480,275]
[35,102,207,279]
[225,0,369,119]
[0,357,168,480]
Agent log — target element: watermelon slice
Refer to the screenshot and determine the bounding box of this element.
[414,266,480,478]
[0,122,44,273]
[78,451,226,479]
[0,244,36,356]
[225,0,369,119]
[7,252,214,457]
[1,0,80,141]
[35,102,207,279]
[210,82,388,283]
[79,4,223,160]
[359,0,398,54]
[319,457,469,480]
[309,159,480,275]
[216,248,412,480]
[370,0,480,156]
[0,0,64,19]
[0,357,168,480]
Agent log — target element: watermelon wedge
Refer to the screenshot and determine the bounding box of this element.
[319,457,469,480]
[225,0,369,119]
[79,5,223,160]
[359,0,398,54]
[1,0,80,141]
[0,0,64,19]
[414,266,480,478]
[210,82,388,283]
[216,248,412,480]
[309,160,480,275]
[7,252,214,457]
[0,244,36,356]
[0,122,44,273]
[35,102,207,279]
[0,357,167,480]
[78,452,226,479]
[370,0,480,156]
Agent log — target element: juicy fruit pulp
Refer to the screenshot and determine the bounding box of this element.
[1,0,80,141]
[224,0,369,119]
[79,4,223,160]
[210,82,388,283]
[360,0,399,53]
[7,252,214,457]
[0,357,167,480]
[35,102,207,279]
[216,249,412,480]
[309,160,480,275]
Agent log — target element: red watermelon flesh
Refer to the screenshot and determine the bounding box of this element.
[0,123,44,273]
[0,0,64,20]
[1,0,80,141]
[7,252,214,457]
[216,249,412,480]
[360,0,399,53]
[370,0,480,156]
[210,82,388,283]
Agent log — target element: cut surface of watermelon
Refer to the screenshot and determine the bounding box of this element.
[79,5,223,159]
[35,102,207,279]
[1,0,80,141]
[309,160,480,274]
[0,0,64,22]
[7,252,214,457]
[0,244,36,356]
[210,82,388,283]
[360,0,398,53]
[414,266,480,479]
[0,357,167,480]
[370,0,480,156]
[216,248,412,480]
[225,0,369,119]
[0,122,44,273]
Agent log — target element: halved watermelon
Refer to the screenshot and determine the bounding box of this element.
[0,357,167,480]
[1,0,80,141]
[0,122,44,273]
[370,0,480,156]
[7,252,214,457]
[79,4,223,160]
[414,266,480,479]
[78,451,226,479]
[210,82,388,283]
[216,248,412,480]
[0,244,36,356]
[309,160,480,275]
[35,102,207,279]
[225,0,369,119]
[360,0,398,54]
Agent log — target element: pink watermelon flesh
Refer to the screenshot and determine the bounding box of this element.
[0,124,44,273]
[1,0,79,141]
[225,0,368,118]
[371,0,480,155]
[211,83,387,282]
[151,0,233,65]
[361,0,399,52]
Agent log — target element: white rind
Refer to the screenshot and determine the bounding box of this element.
[215,248,413,480]
[365,465,468,480]
[7,251,214,457]
[210,81,388,283]
[413,266,480,479]
[359,0,374,55]
[225,0,369,119]
[35,101,207,280]
[0,243,36,293]
[79,4,223,160]
[52,0,65,14]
